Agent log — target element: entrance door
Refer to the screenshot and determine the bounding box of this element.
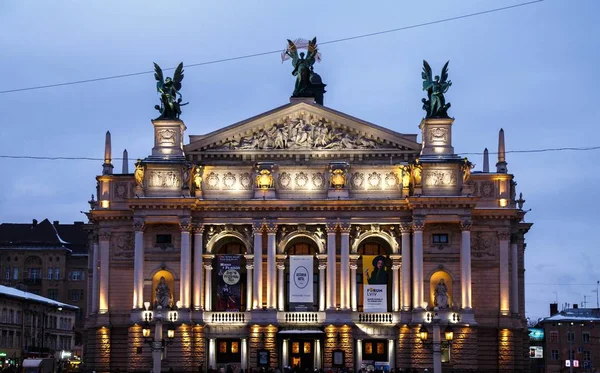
[289,339,314,371]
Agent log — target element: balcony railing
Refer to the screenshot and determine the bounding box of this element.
[355,312,395,324]
[278,312,325,324]
[204,312,248,324]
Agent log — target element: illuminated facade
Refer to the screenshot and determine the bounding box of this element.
[85,97,532,372]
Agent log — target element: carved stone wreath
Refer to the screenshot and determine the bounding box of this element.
[295,172,309,189]
[115,182,128,199]
[312,172,325,189]
[240,172,252,189]
[111,233,133,259]
[223,172,236,189]
[206,172,220,190]
[367,172,381,189]
[385,172,399,188]
[351,172,364,189]
[278,172,292,190]
[480,181,494,198]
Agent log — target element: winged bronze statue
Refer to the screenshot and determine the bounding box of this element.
[154,62,188,120]
[283,37,325,101]
[421,60,452,118]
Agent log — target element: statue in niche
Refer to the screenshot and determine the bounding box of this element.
[155,276,172,308]
[134,160,144,188]
[401,165,411,188]
[434,279,449,309]
[421,60,452,118]
[411,159,423,186]
[193,166,203,190]
[153,62,188,120]
[283,38,327,104]
[461,157,474,184]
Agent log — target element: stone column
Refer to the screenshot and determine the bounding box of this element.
[252,223,263,309]
[339,223,351,310]
[277,258,286,312]
[356,339,363,369]
[388,339,395,370]
[265,223,277,309]
[208,338,216,369]
[391,256,401,312]
[317,255,327,312]
[98,230,110,313]
[91,239,99,313]
[499,230,510,315]
[400,223,412,311]
[204,256,214,311]
[132,219,145,309]
[349,255,359,312]
[282,339,289,368]
[244,255,254,312]
[315,339,322,369]
[193,225,204,310]
[510,236,519,314]
[460,218,473,309]
[326,222,337,309]
[180,219,192,308]
[241,338,248,371]
[412,218,424,309]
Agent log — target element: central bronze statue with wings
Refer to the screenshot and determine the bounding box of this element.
[282,37,326,105]
[421,60,452,118]
[154,62,188,120]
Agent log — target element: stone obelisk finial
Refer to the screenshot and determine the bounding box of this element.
[102,131,113,175]
[122,149,129,174]
[483,148,489,173]
[496,128,507,173]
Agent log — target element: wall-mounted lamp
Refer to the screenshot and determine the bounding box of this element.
[419,326,428,341]
[142,322,151,338]
[100,200,110,209]
[499,198,508,207]
[444,326,454,342]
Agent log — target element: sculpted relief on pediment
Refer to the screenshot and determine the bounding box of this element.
[207,115,398,151]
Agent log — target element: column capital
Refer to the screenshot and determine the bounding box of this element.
[203,264,213,270]
[497,230,511,241]
[245,264,254,270]
[277,263,285,270]
[179,218,192,232]
[339,222,352,234]
[325,221,338,233]
[412,217,425,231]
[459,217,472,231]
[98,229,111,241]
[202,254,215,261]
[133,219,145,232]
[244,254,254,261]
[316,254,328,262]
[392,264,401,271]
[252,222,264,234]
[349,264,358,270]
[318,264,327,270]
[399,222,412,234]
[193,224,205,234]
[265,223,278,235]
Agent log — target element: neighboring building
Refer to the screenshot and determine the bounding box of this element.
[85,63,532,373]
[0,284,77,367]
[541,303,600,372]
[0,219,89,359]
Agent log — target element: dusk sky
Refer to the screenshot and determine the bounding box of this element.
[1,0,598,321]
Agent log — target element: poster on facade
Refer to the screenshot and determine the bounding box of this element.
[289,255,313,311]
[216,255,241,311]
[362,255,389,312]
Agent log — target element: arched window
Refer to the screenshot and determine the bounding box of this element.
[213,240,248,311]
[286,241,319,312]
[357,241,392,312]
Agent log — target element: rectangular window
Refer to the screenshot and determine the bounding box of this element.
[47,289,58,300]
[550,331,559,343]
[54,268,60,280]
[48,268,53,280]
[69,270,83,281]
[551,350,559,360]
[570,350,576,360]
[5,267,10,280]
[567,332,575,342]
[432,234,449,244]
[1,309,6,323]
[9,310,14,324]
[13,267,18,280]
[70,289,84,302]
[15,311,21,324]
[583,332,590,343]
[29,268,41,280]
[584,350,591,361]
[156,234,172,245]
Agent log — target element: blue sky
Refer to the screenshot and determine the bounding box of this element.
[1,0,598,320]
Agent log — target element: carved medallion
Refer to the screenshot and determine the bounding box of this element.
[385,172,399,188]
[240,172,252,189]
[312,172,325,189]
[157,129,177,144]
[223,172,236,189]
[148,170,181,188]
[424,170,457,186]
[480,181,494,197]
[115,182,128,199]
[351,172,364,189]
[429,127,448,143]
[295,172,309,189]
[278,172,292,190]
[471,231,496,259]
[367,172,381,189]
[111,233,133,259]
[206,172,220,190]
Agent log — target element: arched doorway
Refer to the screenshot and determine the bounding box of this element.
[356,240,392,312]
[211,238,248,312]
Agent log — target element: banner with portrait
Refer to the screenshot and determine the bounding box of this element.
[289,255,313,311]
[216,255,242,311]
[362,255,390,312]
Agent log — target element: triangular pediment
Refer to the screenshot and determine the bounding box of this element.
[184,102,420,156]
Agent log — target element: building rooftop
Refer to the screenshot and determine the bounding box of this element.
[0,284,78,310]
[542,307,600,323]
[0,218,88,255]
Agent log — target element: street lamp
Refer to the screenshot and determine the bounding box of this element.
[141,303,178,373]
[419,315,454,373]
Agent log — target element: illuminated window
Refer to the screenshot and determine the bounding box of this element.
[292,342,300,354]
[377,343,384,355]
[304,342,311,353]
[219,341,227,353]
[231,341,239,353]
[365,343,372,354]
[432,234,449,244]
